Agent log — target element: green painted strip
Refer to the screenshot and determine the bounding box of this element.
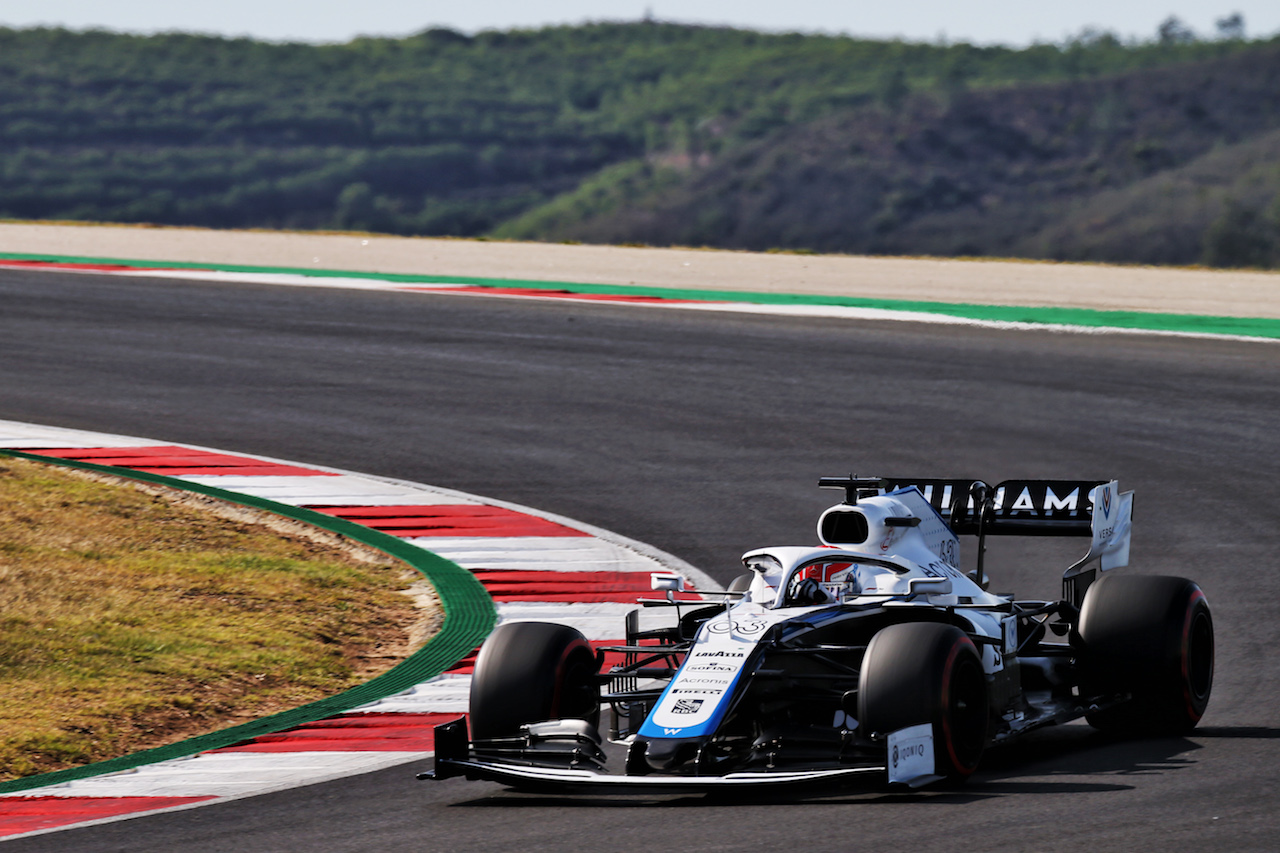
[3,249,1278,339]
[0,449,497,795]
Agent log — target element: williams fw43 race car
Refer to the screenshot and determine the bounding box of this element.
[421,476,1214,794]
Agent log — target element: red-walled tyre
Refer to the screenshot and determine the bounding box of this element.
[1077,574,1214,734]
[468,621,600,740]
[858,622,988,782]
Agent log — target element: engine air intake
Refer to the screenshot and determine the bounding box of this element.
[820,509,869,545]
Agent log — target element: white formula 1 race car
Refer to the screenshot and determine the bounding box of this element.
[422,476,1214,793]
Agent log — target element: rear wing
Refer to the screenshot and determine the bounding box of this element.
[878,478,1111,536]
[820,476,1133,605]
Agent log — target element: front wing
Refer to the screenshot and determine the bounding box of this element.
[418,718,940,794]
[425,758,887,794]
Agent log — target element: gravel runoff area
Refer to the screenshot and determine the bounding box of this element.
[1,222,1277,319]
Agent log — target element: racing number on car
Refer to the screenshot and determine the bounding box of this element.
[708,619,767,635]
[925,560,965,580]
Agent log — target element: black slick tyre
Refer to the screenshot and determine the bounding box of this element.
[1076,574,1214,734]
[468,621,601,740]
[858,622,988,782]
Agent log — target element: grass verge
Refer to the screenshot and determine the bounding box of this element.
[0,456,430,782]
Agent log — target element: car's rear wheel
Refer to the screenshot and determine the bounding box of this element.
[1076,574,1213,734]
[468,621,601,740]
[858,622,988,782]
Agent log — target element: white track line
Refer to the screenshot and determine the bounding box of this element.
[12,262,1276,344]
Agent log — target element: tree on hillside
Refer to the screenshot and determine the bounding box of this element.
[1216,13,1246,41]
[1201,198,1278,268]
[876,66,910,110]
[1158,16,1197,45]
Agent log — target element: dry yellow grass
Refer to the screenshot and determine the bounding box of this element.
[0,456,428,781]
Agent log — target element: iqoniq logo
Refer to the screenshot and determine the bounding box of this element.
[893,741,926,770]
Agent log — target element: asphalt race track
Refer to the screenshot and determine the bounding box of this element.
[2,267,1278,852]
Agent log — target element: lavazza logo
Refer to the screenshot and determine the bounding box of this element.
[691,650,745,659]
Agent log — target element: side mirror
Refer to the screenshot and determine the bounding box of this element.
[650,573,683,591]
[907,577,953,596]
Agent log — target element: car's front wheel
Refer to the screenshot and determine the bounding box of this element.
[468,621,601,740]
[858,622,988,782]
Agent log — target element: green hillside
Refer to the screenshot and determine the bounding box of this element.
[502,43,1280,268]
[1,23,1278,266]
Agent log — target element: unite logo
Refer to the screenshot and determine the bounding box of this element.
[672,698,704,714]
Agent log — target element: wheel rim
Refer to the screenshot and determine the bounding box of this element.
[1185,605,1214,710]
[943,650,987,773]
[553,650,601,722]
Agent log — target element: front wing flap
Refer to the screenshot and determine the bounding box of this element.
[425,757,886,794]
[418,717,889,794]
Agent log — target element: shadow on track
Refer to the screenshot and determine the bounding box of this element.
[1190,726,1280,739]
[446,723,1278,809]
